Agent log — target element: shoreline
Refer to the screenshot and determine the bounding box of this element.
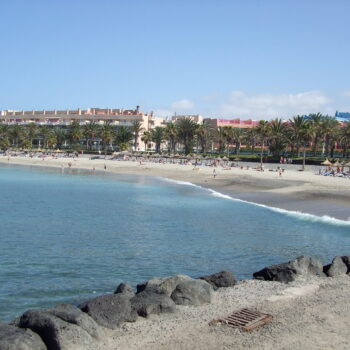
[1,155,350,221]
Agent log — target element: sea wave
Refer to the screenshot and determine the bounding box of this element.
[159,177,350,227]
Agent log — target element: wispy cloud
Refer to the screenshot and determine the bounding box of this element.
[219,91,333,119]
[152,108,174,118]
[171,99,194,110]
[342,91,350,97]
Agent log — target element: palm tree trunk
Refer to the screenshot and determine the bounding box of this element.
[260,140,264,167]
[312,135,318,156]
[302,144,306,170]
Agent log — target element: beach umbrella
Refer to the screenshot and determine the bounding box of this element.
[222,156,228,161]
[119,150,131,156]
[234,157,241,161]
[332,160,342,167]
[344,161,350,167]
[321,159,332,166]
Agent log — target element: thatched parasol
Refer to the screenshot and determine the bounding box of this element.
[332,160,342,167]
[321,159,332,166]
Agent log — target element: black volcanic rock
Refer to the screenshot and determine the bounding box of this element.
[199,270,236,290]
[253,256,325,283]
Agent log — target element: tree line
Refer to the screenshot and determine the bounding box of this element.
[0,114,350,160]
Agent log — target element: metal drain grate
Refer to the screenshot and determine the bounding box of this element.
[209,308,273,331]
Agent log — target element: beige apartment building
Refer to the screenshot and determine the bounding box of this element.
[204,118,258,129]
[0,106,164,151]
[171,114,204,124]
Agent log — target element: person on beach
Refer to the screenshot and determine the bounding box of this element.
[213,169,217,179]
[279,168,282,177]
[104,164,107,170]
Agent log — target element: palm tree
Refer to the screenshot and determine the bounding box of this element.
[256,120,270,167]
[232,128,245,155]
[300,121,312,170]
[53,128,67,149]
[115,125,133,151]
[213,127,226,153]
[176,118,198,154]
[38,125,52,148]
[46,130,57,149]
[339,122,350,158]
[68,121,83,150]
[0,124,10,150]
[222,127,234,155]
[83,122,99,150]
[196,122,211,154]
[26,123,37,148]
[9,124,24,147]
[289,115,308,157]
[308,113,323,156]
[164,122,178,153]
[245,127,258,155]
[131,120,144,151]
[141,131,152,151]
[268,119,288,157]
[319,116,339,157]
[151,127,165,153]
[100,122,116,153]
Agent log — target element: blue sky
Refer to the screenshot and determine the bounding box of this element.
[1,0,350,119]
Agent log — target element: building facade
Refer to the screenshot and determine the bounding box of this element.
[204,118,258,129]
[335,111,350,123]
[171,114,204,124]
[0,106,164,151]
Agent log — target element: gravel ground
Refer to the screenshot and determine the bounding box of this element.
[91,275,350,350]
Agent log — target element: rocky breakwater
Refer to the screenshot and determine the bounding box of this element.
[0,271,236,350]
[253,255,350,283]
[2,256,349,350]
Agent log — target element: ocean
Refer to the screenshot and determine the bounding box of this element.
[0,165,349,321]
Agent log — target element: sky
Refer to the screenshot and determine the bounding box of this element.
[1,0,350,120]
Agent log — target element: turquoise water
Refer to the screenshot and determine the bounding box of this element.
[0,165,350,321]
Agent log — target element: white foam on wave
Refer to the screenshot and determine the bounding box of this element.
[159,176,350,227]
[156,176,200,188]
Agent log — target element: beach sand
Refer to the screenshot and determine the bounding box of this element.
[1,155,350,220]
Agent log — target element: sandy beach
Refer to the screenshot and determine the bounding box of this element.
[1,155,350,220]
